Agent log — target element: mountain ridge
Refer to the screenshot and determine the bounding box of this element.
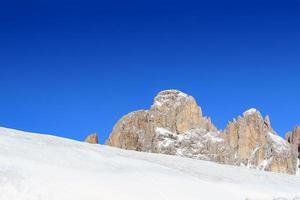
[106,89,300,175]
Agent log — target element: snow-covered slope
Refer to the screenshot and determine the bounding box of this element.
[0,127,300,200]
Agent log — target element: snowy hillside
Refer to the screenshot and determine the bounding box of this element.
[0,127,300,200]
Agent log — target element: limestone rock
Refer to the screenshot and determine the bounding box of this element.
[286,126,300,152]
[85,133,98,144]
[286,126,300,174]
[106,110,152,151]
[223,108,296,174]
[106,89,217,152]
[152,127,233,164]
[149,90,216,133]
[106,90,297,175]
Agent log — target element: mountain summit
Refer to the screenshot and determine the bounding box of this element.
[106,89,299,175]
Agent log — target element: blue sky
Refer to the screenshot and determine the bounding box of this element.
[0,0,300,143]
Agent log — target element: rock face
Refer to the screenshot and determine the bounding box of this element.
[106,110,151,151]
[152,127,232,164]
[286,127,300,174]
[223,109,296,174]
[85,133,98,144]
[106,90,216,152]
[149,90,217,134]
[106,89,297,175]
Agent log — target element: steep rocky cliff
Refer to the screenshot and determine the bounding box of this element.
[106,90,216,152]
[286,126,300,175]
[106,89,297,175]
[223,109,295,174]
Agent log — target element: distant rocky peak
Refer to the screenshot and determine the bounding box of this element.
[228,108,267,131]
[223,107,295,174]
[106,89,297,175]
[155,89,188,100]
[107,89,216,151]
[151,90,198,111]
[243,108,259,116]
[149,89,210,134]
[242,108,264,121]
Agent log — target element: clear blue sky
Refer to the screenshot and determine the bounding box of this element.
[1,0,300,143]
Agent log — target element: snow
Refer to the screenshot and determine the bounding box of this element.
[153,100,162,107]
[155,127,175,148]
[243,108,258,116]
[246,147,260,168]
[152,89,190,109]
[155,127,173,136]
[154,127,225,160]
[297,159,300,176]
[268,132,290,153]
[0,127,300,200]
[203,131,224,142]
[258,159,272,170]
[157,89,188,98]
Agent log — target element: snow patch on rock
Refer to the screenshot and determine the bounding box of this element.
[258,158,273,170]
[153,127,230,163]
[243,108,258,116]
[151,89,190,109]
[297,159,300,176]
[268,132,290,153]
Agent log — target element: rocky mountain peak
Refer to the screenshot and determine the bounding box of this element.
[242,108,264,122]
[106,89,297,175]
[149,89,209,134]
[106,89,216,151]
[238,108,274,133]
[243,108,259,116]
[152,89,190,108]
[223,108,295,174]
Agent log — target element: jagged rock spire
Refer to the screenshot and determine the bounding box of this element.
[223,108,295,174]
[286,126,300,174]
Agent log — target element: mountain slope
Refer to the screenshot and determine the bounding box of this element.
[0,127,300,200]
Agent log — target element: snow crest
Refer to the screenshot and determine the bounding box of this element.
[152,89,190,109]
[243,108,258,116]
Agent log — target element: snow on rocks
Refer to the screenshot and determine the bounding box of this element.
[224,108,296,174]
[153,127,231,163]
[243,108,259,116]
[268,132,291,153]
